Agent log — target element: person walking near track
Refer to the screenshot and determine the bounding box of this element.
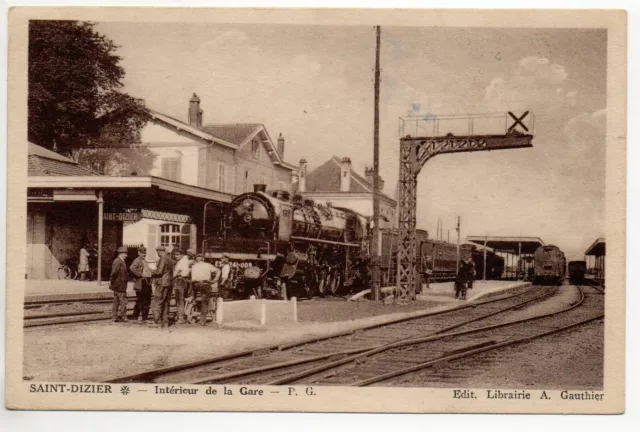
[109,246,129,322]
[190,253,221,326]
[130,246,153,322]
[173,248,191,324]
[152,245,174,328]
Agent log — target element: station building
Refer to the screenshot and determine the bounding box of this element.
[26,94,299,279]
[123,93,298,257]
[27,141,234,279]
[585,238,605,287]
[294,156,396,229]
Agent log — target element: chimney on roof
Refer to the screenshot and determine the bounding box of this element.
[340,157,352,192]
[277,133,285,158]
[365,166,384,192]
[298,159,308,193]
[188,93,203,128]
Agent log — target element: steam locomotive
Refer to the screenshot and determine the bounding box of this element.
[533,245,566,285]
[205,186,369,299]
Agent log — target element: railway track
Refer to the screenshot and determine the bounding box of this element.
[106,284,571,384]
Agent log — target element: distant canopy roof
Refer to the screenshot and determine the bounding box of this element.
[466,236,545,254]
[585,238,605,256]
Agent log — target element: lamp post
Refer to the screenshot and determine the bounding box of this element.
[201,200,217,254]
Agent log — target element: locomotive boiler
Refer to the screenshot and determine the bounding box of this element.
[205,185,368,299]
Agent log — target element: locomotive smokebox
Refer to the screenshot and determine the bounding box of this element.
[254,184,267,193]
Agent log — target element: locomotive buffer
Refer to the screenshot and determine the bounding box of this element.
[395,112,534,303]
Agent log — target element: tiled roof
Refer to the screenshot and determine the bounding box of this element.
[28,142,75,163]
[201,124,262,146]
[148,110,239,149]
[28,154,97,176]
[299,156,395,202]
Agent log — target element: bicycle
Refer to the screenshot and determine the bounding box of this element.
[57,262,77,280]
[184,281,218,324]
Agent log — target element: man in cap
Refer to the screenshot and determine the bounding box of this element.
[109,246,129,322]
[187,249,196,266]
[152,245,174,328]
[220,253,232,282]
[130,246,153,322]
[173,247,191,324]
[190,253,221,326]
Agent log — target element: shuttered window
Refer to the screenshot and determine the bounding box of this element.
[217,163,226,192]
[161,158,180,182]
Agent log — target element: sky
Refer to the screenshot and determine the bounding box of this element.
[95,22,607,260]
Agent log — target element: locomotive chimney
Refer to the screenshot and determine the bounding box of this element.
[253,184,267,193]
[298,158,308,193]
[340,157,351,192]
[277,133,285,158]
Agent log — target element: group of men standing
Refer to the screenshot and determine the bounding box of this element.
[109,246,232,328]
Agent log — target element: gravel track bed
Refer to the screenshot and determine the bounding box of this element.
[391,318,604,389]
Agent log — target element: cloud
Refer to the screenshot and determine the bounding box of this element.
[484,56,574,113]
[516,56,568,84]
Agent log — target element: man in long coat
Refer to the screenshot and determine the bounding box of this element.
[109,246,129,322]
[130,246,153,322]
[153,246,174,328]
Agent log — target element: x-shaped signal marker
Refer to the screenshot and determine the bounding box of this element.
[507,111,529,132]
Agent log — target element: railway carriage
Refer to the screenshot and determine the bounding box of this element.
[533,245,566,285]
[380,230,474,286]
[568,260,587,284]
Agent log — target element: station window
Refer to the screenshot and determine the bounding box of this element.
[161,157,180,182]
[218,163,226,192]
[160,223,182,248]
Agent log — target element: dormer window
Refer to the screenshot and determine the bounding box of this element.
[252,139,261,159]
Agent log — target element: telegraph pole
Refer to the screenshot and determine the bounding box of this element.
[455,216,461,269]
[371,25,382,301]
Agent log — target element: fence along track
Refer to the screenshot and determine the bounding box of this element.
[105,285,546,384]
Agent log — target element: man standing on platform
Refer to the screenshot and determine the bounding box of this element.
[173,248,191,324]
[191,253,221,326]
[219,253,233,297]
[130,246,153,322]
[109,246,129,322]
[153,245,174,328]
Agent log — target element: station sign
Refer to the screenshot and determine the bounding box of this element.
[103,212,142,222]
[53,189,97,201]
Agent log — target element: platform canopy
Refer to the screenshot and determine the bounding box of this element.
[585,238,605,257]
[466,236,545,255]
[28,175,233,216]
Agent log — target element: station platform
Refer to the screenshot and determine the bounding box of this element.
[350,280,531,303]
[24,279,134,303]
[416,280,531,303]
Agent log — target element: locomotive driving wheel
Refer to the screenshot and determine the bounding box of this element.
[317,268,329,297]
[329,270,343,295]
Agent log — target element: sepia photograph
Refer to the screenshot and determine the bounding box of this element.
[5,6,626,414]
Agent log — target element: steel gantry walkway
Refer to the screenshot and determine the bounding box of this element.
[395,112,534,303]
